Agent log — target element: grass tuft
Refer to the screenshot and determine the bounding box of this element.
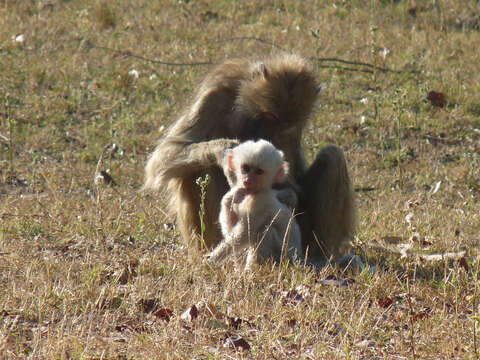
[93,1,117,30]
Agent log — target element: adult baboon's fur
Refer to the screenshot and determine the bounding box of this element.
[144,53,355,263]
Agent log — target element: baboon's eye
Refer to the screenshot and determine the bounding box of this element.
[255,168,264,175]
[241,164,251,174]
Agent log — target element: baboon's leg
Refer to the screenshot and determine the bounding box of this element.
[297,145,355,261]
[176,167,228,249]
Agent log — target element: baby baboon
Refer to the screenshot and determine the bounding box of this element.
[144,53,355,264]
[207,140,302,268]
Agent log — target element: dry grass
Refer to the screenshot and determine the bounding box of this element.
[1,0,479,358]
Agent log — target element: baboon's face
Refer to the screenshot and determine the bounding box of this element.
[239,112,276,141]
[239,112,298,143]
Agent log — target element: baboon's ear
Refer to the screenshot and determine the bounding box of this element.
[273,163,287,183]
[227,149,235,171]
[282,161,289,176]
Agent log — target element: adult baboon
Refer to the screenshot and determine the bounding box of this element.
[144,53,355,263]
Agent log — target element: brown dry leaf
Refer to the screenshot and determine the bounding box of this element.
[378,296,393,309]
[282,289,304,305]
[317,277,355,287]
[226,316,243,330]
[114,259,138,284]
[409,232,421,243]
[139,298,161,313]
[226,316,254,330]
[412,307,432,321]
[286,318,296,327]
[382,236,404,244]
[458,256,469,272]
[181,304,199,322]
[154,308,174,322]
[404,199,421,210]
[281,285,310,305]
[412,234,433,246]
[115,323,132,333]
[94,169,116,186]
[432,296,455,313]
[427,91,446,108]
[222,333,251,352]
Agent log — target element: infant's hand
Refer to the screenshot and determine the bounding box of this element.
[232,188,248,204]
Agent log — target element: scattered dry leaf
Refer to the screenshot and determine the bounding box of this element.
[427,91,446,108]
[222,333,251,352]
[139,298,161,313]
[378,296,394,309]
[404,199,421,209]
[154,308,174,322]
[115,259,138,284]
[181,304,199,322]
[286,319,296,327]
[412,307,432,321]
[226,316,253,330]
[382,236,404,244]
[409,232,421,243]
[458,256,469,272]
[317,276,355,287]
[13,33,25,44]
[431,180,442,194]
[94,169,116,186]
[281,285,311,305]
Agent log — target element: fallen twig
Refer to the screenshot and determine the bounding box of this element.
[88,37,421,74]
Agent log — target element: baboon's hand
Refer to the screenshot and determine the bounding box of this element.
[211,139,240,167]
[160,138,240,179]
